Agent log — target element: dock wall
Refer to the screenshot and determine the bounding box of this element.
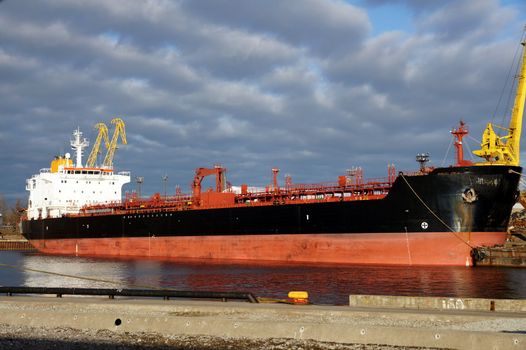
[349,294,526,313]
[0,295,524,349]
[0,239,35,251]
[475,244,526,267]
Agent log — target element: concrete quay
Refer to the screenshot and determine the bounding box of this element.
[475,243,526,267]
[350,294,526,313]
[0,239,35,251]
[0,232,35,251]
[0,295,524,349]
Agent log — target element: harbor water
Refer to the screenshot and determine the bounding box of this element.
[1,251,526,305]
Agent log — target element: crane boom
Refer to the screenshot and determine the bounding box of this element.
[192,166,227,203]
[473,42,526,165]
[103,118,127,168]
[85,123,109,168]
[509,42,526,162]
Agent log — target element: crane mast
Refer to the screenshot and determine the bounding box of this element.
[85,123,109,168]
[103,118,127,169]
[473,42,526,166]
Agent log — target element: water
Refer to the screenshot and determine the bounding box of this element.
[1,251,526,305]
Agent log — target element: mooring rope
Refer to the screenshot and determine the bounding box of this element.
[399,174,475,249]
[0,261,166,291]
[508,169,526,187]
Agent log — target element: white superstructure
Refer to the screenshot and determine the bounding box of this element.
[26,128,130,220]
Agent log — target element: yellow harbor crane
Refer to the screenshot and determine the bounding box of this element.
[85,123,109,168]
[103,117,127,169]
[473,42,526,166]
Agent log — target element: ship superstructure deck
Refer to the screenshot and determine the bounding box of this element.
[77,167,398,217]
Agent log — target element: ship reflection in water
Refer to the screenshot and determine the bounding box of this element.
[1,251,525,305]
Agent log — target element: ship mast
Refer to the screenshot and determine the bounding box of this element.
[70,128,89,168]
[451,121,472,166]
[473,42,526,166]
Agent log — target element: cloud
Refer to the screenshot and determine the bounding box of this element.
[181,0,371,55]
[416,0,517,41]
[0,0,524,202]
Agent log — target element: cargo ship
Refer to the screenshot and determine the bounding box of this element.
[20,42,526,266]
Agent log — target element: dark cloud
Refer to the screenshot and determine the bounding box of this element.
[181,0,371,56]
[0,0,524,204]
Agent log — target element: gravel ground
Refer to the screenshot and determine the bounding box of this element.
[0,324,446,350]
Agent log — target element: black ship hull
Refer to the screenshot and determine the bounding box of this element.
[22,165,521,266]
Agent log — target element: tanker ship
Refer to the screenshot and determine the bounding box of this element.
[20,42,526,266]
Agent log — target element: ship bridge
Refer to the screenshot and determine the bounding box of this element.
[25,125,130,220]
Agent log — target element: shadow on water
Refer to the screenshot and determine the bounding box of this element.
[1,251,525,305]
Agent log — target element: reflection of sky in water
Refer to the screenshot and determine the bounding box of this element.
[22,254,130,288]
[1,251,526,305]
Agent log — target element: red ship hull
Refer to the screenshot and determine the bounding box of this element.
[28,231,506,266]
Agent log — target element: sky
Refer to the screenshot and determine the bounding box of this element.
[0,0,525,204]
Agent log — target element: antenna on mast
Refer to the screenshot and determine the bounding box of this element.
[70,128,89,168]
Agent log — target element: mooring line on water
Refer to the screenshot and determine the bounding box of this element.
[400,174,475,249]
[0,262,264,303]
[0,262,165,291]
